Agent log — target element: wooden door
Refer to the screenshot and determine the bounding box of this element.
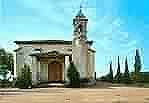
[48,61,63,81]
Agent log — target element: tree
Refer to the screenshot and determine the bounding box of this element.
[133,49,142,82]
[0,48,14,74]
[15,64,32,89]
[7,53,14,74]
[0,49,8,65]
[123,57,131,84]
[0,65,9,80]
[107,61,113,82]
[0,65,11,88]
[100,61,114,82]
[67,62,80,87]
[114,56,121,83]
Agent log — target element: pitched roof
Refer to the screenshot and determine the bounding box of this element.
[14,40,94,45]
[88,48,96,53]
[76,8,85,17]
[14,47,23,52]
[14,40,72,45]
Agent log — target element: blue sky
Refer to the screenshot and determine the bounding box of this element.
[0,0,148,77]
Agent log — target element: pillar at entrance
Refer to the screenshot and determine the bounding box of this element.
[31,56,38,84]
[37,61,41,81]
[65,55,70,81]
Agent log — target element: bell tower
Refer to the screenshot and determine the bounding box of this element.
[73,6,88,41]
[72,7,89,78]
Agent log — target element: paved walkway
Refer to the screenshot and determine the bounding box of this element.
[0,87,149,103]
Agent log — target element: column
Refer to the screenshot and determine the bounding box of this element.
[64,55,70,81]
[38,61,41,81]
[62,62,65,81]
[14,52,17,78]
[31,56,38,84]
[92,52,95,80]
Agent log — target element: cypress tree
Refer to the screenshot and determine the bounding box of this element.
[108,61,113,82]
[115,56,121,83]
[134,49,142,82]
[123,57,131,84]
[67,62,80,87]
[15,64,32,89]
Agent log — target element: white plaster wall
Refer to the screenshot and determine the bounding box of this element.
[72,41,82,77]
[72,39,88,78]
[87,51,90,78]
[15,44,72,81]
[16,52,23,76]
[16,46,34,76]
[90,51,95,79]
[80,41,88,78]
[18,44,72,55]
[85,49,95,79]
[16,47,32,76]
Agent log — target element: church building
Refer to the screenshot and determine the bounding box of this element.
[14,8,95,84]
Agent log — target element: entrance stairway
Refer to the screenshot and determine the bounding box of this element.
[35,81,65,88]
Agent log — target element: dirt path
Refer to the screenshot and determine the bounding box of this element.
[0,87,149,103]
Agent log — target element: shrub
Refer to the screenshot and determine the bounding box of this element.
[121,57,132,84]
[108,61,113,83]
[121,73,132,84]
[80,78,90,83]
[15,64,32,89]
[100,62,114,83]
[79,78,90,87]
[133,49,142,82]
[0,80,12,88]
[100,76,107,81]
[67,62,80,88]
[135,72,149,83]
[100,74,113,83]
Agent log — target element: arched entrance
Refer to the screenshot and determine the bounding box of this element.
[48,61,63,81]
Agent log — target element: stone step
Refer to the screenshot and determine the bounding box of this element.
[36,83,64,88]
